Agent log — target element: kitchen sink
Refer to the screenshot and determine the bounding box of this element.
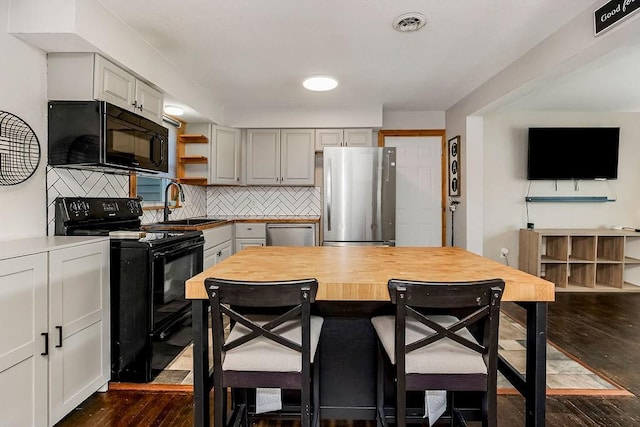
[154,218,227,226]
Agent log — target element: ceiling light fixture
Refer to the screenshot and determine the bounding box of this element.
[392,13,426,32]
[303,75,339,91]
[163,105,184,116]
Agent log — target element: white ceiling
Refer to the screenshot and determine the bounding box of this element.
[96,0,637,118]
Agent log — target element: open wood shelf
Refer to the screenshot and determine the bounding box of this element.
[519,228,640,292]
[178,134,208,143]
[177,133,209,185]
[178,177,208,185]
[179,156,208,164]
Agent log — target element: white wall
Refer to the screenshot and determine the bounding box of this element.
[9,0,224,124]
[382,111,445,129]
[483,112,640,264]
[0,0,48,240]
[224,105,383,128]
[445,1,640,253]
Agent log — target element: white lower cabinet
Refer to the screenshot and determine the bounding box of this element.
[48,242,110,425]
[0,240,110,427]
[235,223,266,253]
[0,253,48,427]
[203,225,233,269]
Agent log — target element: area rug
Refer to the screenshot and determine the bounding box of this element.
[497,312,631,396]
[115,312,631,397]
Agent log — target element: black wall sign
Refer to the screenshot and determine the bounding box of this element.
[595,0,640,35]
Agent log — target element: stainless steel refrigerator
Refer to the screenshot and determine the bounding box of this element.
[322,147,396,246]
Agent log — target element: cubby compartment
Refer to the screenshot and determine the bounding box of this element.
[568,263,595,288]
[541,235,569,262]
[569,236,596,262]
[519,229,640,292]
[596,263,623,288]
[597,236,624,262]
[541,263,568,288]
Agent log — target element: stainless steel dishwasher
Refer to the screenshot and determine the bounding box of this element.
[266,223,316,246]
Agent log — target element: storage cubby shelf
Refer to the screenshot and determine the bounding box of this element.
[519,228,640,292]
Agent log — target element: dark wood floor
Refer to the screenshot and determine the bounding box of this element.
[57,293,640,426]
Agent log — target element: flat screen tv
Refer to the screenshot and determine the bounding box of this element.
[527,127,620,180]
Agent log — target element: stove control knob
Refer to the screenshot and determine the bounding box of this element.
[127,200,140,214]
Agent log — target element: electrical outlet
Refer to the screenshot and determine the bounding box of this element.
[500,248,509,258]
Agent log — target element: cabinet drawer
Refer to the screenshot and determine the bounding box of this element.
[202,225,232,250]
[235,223,266,239]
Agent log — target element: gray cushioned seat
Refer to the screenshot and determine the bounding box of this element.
[223,314,324,372]
[371,314,487,375]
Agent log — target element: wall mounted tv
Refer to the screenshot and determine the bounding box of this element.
[527,127,620,180]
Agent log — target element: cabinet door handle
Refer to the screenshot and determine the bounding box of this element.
[132,101,138,108]
[41,332,49,356]
[55,326,63,348]
[217,251,222,257]
[138,104,144,111]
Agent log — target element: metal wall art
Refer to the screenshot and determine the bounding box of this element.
[0,111,41,185]
[448,135,460,196]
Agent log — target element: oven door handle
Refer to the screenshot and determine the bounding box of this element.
[153,240,204,259]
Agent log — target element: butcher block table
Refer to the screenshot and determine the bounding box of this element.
[186,246,554,427]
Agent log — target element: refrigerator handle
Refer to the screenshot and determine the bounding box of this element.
[385,152,390,182]
[327,158,332,231]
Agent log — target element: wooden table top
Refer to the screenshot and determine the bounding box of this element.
[185,246,555,302]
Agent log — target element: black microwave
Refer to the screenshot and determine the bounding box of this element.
[48,100,168,174]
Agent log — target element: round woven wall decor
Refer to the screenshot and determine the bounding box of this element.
[0,111,41,185]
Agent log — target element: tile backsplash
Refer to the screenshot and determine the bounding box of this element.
[46,167,207,233]
[46,167,129,234]
[140,184,207,224]
[46,167,319,234]
[207,186,321,216]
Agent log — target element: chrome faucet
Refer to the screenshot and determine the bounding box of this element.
[163,181,185,222]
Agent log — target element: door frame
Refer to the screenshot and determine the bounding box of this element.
[378,129,447,246]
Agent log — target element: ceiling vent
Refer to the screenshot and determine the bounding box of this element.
[392,13,426,32]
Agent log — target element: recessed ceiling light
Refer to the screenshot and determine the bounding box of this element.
[163,105,184,116]
[392,13,426,32]
[303,75,339,91]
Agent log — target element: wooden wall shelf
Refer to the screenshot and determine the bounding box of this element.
[178,134,208,143]
[178,177,208,185]
[179,156,208,164]
[177,134,209,185]
[519,228,640,292]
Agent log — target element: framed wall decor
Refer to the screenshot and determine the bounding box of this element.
[448,136,461,196]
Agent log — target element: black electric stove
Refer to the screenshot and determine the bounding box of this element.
[55,197,204,382]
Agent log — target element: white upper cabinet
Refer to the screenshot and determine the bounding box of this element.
[315,128,373,151]
[93,55,135,108]
[344,128,374,147]
[246,129,281,185]
[246,129,315,186]
[134,80,164,123]
[280,129,315,185]
[48,53,164,123]
[211,125,242,185]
